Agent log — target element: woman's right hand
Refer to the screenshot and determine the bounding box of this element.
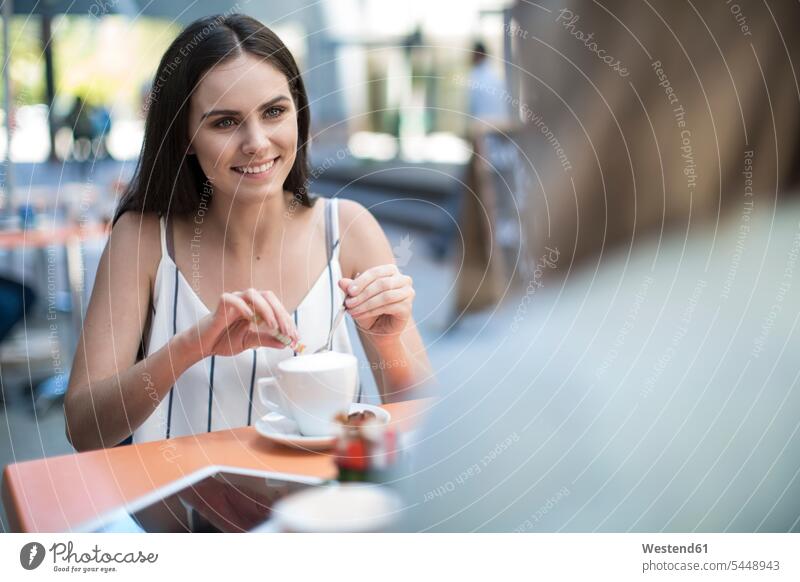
[183,289,300,358]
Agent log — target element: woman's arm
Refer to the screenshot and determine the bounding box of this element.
[64,214,237,451]
[65,212,182,451]
[354,308,432,402]
[65,214,301,451]
[337,200,434,402]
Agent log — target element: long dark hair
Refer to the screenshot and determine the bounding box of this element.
[115,13,313,223]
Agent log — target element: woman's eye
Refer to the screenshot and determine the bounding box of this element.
[213,108,283,128]
[264,106,285,119]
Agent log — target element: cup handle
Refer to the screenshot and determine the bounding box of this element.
[257,377,289,417]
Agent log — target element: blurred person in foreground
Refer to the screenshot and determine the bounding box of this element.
[398,198,800,531]
[398,1,800,532]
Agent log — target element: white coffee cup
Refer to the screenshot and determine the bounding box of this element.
[257,352,358,436]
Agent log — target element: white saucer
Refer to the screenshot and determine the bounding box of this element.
[255,403,390,451]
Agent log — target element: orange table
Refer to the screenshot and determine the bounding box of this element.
[1,399,430,532]
[0,222,109,250]
[0,220,110,330]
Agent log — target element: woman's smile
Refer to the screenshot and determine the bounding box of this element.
[232,156,280,180]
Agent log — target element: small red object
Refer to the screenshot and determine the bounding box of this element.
[343,440,368,471]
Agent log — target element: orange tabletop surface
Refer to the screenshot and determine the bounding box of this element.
[2,399,431,532]
[0,222,109,250]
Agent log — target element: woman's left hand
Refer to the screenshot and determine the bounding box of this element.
[338,264,415,343]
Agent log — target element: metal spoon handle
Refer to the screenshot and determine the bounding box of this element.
[327,305,347,349]
[315,272,360,354]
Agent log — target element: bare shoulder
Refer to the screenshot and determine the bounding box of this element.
[107,211,162,276]
[336,198,393,278]
[337,198,382,240]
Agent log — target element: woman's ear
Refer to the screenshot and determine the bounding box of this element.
[187,142,195,155]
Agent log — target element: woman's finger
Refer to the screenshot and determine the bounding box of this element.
[346,274,411,309]
[262,290,297,341]
[350,299,410,321]
[239,289,279,336]
[218,293,254,327]
[349,290,413,317]
[346,265,398,296]
[339,271,362,295]
[242,327,285,350]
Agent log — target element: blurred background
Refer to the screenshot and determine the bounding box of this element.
[2,0,800,531]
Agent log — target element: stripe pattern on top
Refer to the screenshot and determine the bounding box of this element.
[134,197,358,445]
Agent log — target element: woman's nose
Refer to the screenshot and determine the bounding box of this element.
[241,121,270,156]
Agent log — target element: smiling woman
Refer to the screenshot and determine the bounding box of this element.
[63,14,432,452]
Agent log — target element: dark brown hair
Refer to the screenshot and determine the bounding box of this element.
[115,13,313,222]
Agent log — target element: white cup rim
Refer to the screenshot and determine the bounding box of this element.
[277,351,357,373]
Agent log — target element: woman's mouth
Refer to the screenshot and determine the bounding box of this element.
[232,157,279,179]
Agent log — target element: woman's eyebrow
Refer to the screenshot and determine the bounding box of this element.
[200,95,291,119]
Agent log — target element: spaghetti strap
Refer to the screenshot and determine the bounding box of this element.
[324,198,341,261]
[324,198,333,262]
[158,216,168,260]
[330,197,339,239]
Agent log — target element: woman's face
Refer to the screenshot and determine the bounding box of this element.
[187,52,298,205]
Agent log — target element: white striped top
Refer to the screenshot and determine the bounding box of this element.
[132,197,356,444]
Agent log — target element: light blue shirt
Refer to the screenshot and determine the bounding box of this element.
[468,60,510,122]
